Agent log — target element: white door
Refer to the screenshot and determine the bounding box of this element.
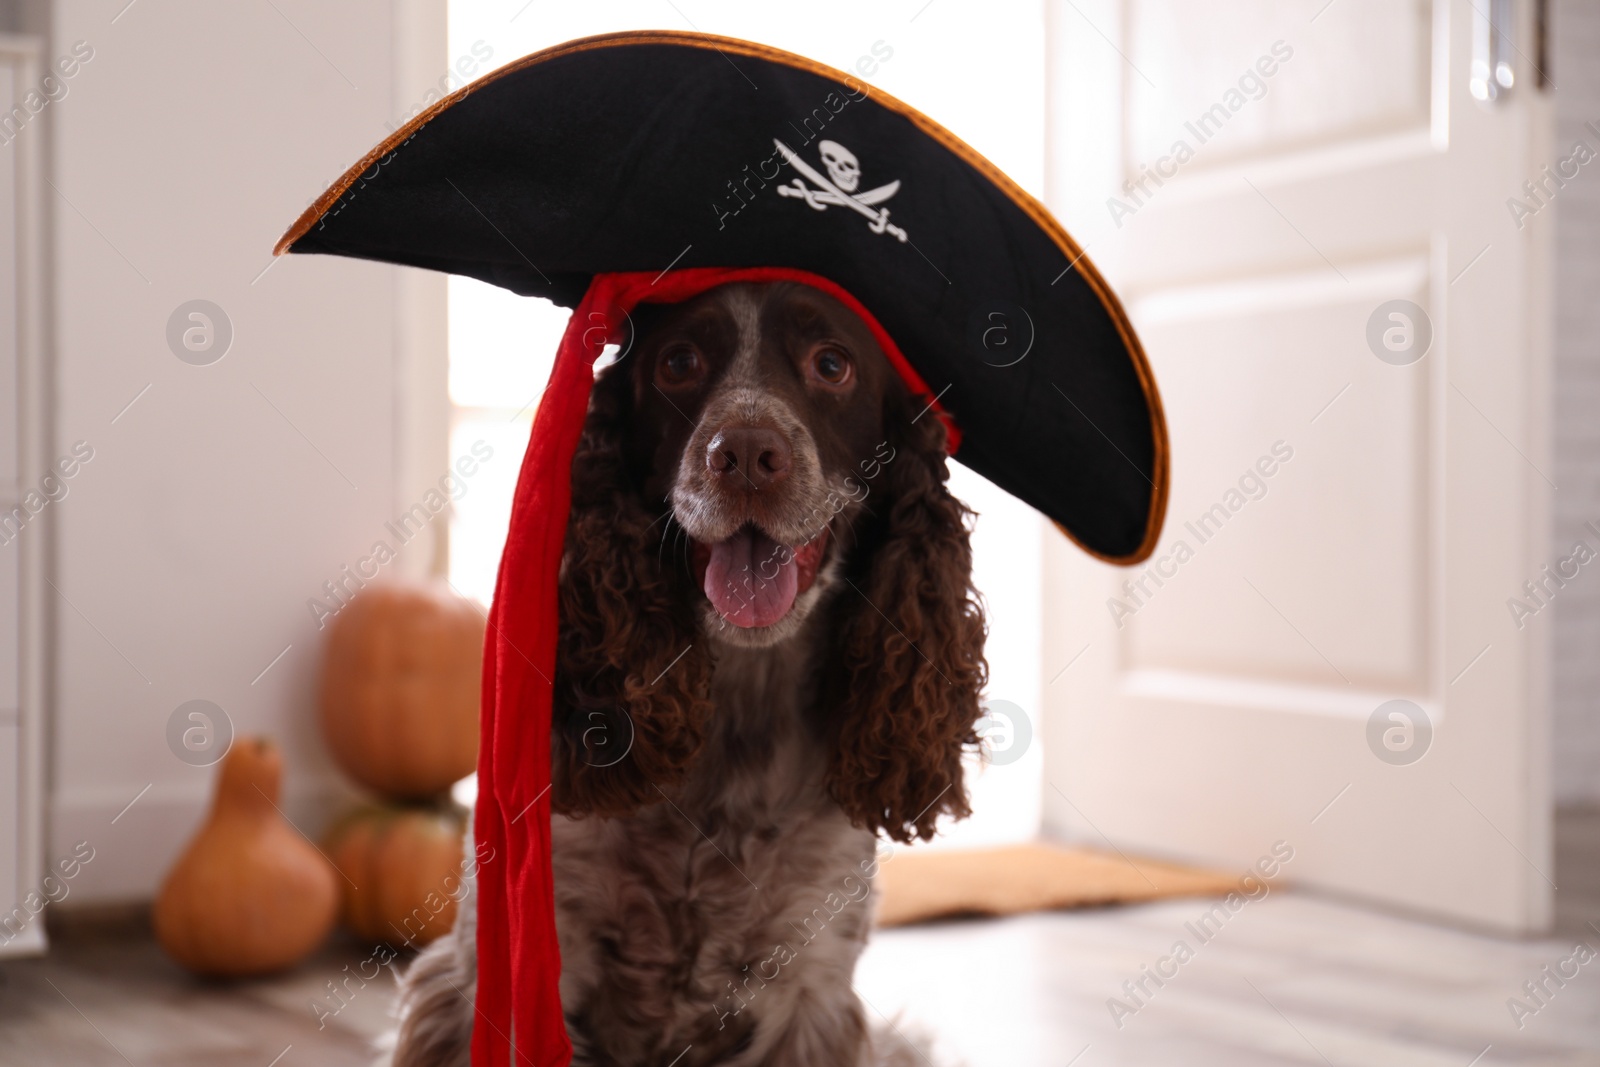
[0,35,47,957]
[1042,0,1555,932]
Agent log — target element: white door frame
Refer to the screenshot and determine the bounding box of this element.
[2,32,50,958]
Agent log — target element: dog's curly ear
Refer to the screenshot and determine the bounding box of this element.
[822,402,988,843]
[550,368,714,817]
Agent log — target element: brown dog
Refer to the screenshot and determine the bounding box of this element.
[393,282,986,1067]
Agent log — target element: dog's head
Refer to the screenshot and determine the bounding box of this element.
[550,282,987,842]
[641,282,899,648]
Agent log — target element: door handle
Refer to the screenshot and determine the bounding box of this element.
[1470,0,1516,103]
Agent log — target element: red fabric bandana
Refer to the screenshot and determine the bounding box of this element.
[471,267,954,1067]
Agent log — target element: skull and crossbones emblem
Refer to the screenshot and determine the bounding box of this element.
[819,141,861,191]
[774,138,908,242]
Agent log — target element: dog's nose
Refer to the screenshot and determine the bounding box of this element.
[707,426,791,491]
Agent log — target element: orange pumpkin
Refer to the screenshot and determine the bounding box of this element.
[319,582,484,800]
[323,803,467,948]
[153,737,339,976]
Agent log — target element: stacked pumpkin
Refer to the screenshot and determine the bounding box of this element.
[318,583,484,950]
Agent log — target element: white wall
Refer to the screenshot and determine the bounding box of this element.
[1551,0,1600,806]
[44,0,446,903]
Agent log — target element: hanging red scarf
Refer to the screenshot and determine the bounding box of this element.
[472,267,953,1067]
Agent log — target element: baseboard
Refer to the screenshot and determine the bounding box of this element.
[48,776,359,906]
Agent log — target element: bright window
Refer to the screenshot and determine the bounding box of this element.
[446,278,569,607]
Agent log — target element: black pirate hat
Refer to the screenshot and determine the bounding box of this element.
[277,30,1168,562]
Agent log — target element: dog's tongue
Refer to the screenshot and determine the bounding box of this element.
[703,527,799,629]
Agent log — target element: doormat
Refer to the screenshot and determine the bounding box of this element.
[874,842,1242,927]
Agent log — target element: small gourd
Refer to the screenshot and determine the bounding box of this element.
[153,737,338,976]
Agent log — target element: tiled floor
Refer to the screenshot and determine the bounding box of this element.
[4,811,1597,1067]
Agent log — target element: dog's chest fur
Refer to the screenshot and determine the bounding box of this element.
[551,620,878,1066]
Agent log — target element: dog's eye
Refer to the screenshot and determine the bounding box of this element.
[809,345,853,387]
[656,345,703,387]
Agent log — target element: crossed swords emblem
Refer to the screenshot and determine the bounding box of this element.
[773,139,908,243]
